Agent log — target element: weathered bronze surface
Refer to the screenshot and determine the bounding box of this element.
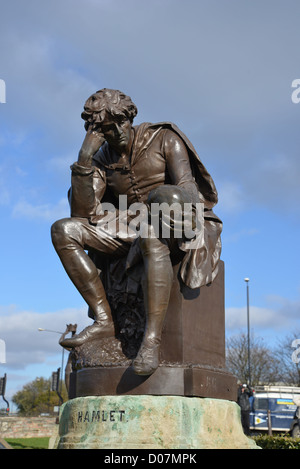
[51,89,231,394]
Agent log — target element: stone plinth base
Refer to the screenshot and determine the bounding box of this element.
[71,365,237,401]
[57,395,259,449]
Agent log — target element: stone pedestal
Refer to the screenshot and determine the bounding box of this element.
[57,395,259,449]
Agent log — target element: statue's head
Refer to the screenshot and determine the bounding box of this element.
[81,88,138,131]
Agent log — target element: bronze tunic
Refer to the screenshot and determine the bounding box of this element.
[93,124,200,208]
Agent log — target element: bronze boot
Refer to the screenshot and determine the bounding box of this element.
[132,335,161,375]
[59,310,115,348]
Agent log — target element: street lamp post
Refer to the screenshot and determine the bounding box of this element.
[38,328,65,398]
[244,278,251,386]
[37,328,64,334]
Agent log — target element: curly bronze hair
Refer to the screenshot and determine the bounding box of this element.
[81,88,138,130]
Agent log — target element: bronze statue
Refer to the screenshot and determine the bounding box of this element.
[51,89,222,376]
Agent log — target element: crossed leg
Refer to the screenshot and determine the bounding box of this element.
[51,217,131,347]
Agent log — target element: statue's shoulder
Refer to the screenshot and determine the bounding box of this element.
[133,121,179,144]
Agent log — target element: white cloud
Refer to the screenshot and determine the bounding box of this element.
[0,305,87,370]
[226,306,278,331]
[12,198,69,222]
[226,297,300,340]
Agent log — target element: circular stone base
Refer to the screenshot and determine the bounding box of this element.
[57,395,259,449]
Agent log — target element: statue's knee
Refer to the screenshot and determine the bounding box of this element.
[51,218,75,248]
[147,185,192,242]
[147,184,190,206]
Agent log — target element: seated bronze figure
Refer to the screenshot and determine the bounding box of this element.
[51,89,222,376]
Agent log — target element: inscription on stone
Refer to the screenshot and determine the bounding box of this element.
[78,409,126,423]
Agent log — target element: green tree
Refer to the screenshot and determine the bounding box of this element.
[12,377,67,415]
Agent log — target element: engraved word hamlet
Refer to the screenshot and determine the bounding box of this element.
[77,409,126,423]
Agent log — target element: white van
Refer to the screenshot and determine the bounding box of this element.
[250,385,300,436]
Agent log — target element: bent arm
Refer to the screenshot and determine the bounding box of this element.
[69,128,107,218]
[77,127,105,167]
[163,130,200,205]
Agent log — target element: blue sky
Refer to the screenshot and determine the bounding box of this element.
[1,0,300,407]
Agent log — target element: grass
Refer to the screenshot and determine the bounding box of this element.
[5,437,50,449]
[5,435,300,450]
